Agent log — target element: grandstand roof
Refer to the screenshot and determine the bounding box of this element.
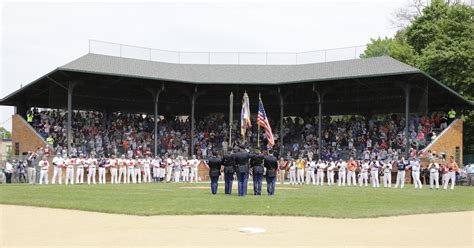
[0,53,472,117]
[58,53,419,85]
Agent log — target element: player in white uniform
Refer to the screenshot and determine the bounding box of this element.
[166,156,174,182]
[135,157,142,184]
[174,157,183,182]
[408,157,422,189]
[118,154,127,184]
[127,157,136,183]
[86,155,98,184]
[142,155,152,183]
[305,158,316,185]
[336,159,347,186]
[51,153,64,184]
[428,159,440,189]
[382,159,392,188]
[189,155,200,183]
[370,159,381,188]
[159,156,166,182]
[38,156,50,184]
[182,157,190,182]
[315,160,326,186]
[152,156,161,182]
[326,159,336,186]
[108,155,118,184]
[359,159,369,187]
[289,159,297,185]
[75,154,86,184]
[65,156,75,185]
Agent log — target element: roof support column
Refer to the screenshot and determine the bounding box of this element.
[191,87,197,157]
[279,87,284,157]
[313,85,325,160]
[67,81,77,156]
[404,83,411,159]
[153,86,164,156]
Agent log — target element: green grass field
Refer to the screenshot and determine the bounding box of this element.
[0,183,472,218]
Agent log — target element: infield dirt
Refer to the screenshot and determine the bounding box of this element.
[1,204,472,248]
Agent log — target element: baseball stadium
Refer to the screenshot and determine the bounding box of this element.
[1,2,474,247]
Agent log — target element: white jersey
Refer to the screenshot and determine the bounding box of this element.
[65,158,76,168]
[337,161,347,171]
[88,158,98,168]
[410,160,421,172]
[370,161,381,171]
[108,159,118,168]
[142,158,151,168]
[189,159,199,169]
[360,163,370,173]
[306,161,316,171]
[76,158,86,168]
[317,162,326,172]
[166,158,174,168]
[429,163,440,173]
[52,156,64,167]
[382,162,392,173]
[327,162,335,172]
[39,160,50,170]
[152,159,161,168]
[289,162,296,171]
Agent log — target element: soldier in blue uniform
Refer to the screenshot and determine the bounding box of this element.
[223,151,235,195]
[232,146,251,197]
[264,150,278,196]
[206,151,223,195]
[250,149,265,196]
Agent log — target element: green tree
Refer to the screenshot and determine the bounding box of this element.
[362,0,474,154]
[0,127,12,139]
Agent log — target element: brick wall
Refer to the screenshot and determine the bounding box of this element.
[12,114,48,156]
[424,119,463,165]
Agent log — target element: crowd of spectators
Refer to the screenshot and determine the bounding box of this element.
[27,108,449,160]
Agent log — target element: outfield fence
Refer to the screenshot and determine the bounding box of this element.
[89,40,367,65]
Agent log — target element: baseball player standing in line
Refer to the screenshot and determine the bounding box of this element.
[166,155,174,182]
[152,156,161,182]
[134,156,142,184]
[444,156,458,190]
[108,154,118,184]
[347,157,358,186]
[51,152,64,184]
[326,158,336,186]
[408,156,422,189]
[65,155,75,185]
[278,157,288,184]
[289,159,296,185]
[359,159,369,187]
[182,157,190,183]
[428,159,440,189]
[316,159,327,186]
[174,156,182,183]
[76,154,86,184]
[296,155,306,185]
[98,154,107,184]
[38,156,50,184]
[189,155,199,183]
[394,156,408,188]
[305,157,316,185]
[336,158,347,186]
[382,159,392,188]
[118,154,127,184]
[370,159,381,188]
[142,155,152,183]
[86,154,98,185]
[127,156,136,183]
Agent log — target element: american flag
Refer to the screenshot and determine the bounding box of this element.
[257,97,274,147]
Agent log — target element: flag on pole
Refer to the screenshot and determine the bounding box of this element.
[240,92,252,137]
[257,96,275,147]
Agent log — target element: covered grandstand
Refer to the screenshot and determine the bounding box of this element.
[1,50,472,159]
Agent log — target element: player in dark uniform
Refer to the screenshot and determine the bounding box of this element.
[264,150,278,196]
[250,149,265,196]
[223,152,235,195]
[232,145,251,197]
[207,151,224,195]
